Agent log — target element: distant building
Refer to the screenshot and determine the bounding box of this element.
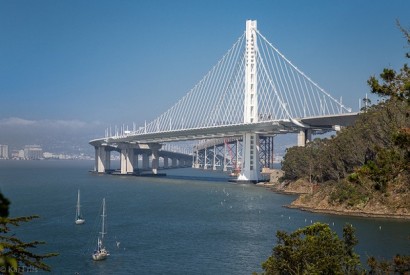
[0,144,9,159]
[24,145,43,160]
[43,152,54,159]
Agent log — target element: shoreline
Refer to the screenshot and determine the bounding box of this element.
[257,183,410,220]
[286,204,410,220]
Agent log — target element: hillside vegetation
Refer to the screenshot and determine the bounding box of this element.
[280,28,410,218]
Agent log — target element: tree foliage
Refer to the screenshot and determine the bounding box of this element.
[367,65,410,104]
[281,24,410,207]
[259,223,362,275]
[396,20,410,59]
[282,98,409,185]
[257,223,410,275]
[368,254,410,274]
[0,192,58,274]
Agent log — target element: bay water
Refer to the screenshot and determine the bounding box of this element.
[0,160,409,274]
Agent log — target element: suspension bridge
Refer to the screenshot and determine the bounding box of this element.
[90,20,358,182]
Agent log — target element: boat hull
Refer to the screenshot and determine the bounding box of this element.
[92,250,109,261]
[75,219,85,225]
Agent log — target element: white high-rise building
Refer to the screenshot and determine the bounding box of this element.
[0,145,9,159]
[24,145,43,160]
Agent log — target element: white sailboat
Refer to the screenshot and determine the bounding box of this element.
[75,190,85,225]
[92,198,109,261]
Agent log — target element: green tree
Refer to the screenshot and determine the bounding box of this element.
[259,223,362,275]
[368,20,409,104]
[281,24,410,207]
[257,223,410,275]
[368,254,410,274]
[0,192,58,274]
[397,20,410,59]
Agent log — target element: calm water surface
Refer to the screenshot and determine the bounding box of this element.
[0,160,409,274]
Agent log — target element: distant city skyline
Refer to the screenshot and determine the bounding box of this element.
[0,143,93,160]
[1,0,410,138]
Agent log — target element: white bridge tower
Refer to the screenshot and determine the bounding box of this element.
[238,20,261,182]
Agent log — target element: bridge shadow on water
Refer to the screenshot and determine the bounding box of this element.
[164,174,230,182]
[161,168,231,183]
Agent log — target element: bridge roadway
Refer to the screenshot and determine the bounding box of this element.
[91,113,358,144]
[90,113,359,178]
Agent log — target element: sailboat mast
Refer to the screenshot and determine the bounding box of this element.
[101,198,106,241]
[76,190,81,217]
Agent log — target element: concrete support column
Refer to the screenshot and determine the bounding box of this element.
[95,146,110,173]
[152,150,159,174]
[150,143,161,175]
[163,156,169,169]
[297,129,312,147]
[172,158,178,168]
[127,149,134,173]
[94,146,98,172]
[142,153,149,170]
[120,148,135,174]
[134,153,139,169]
[120,149,127,174]
[238,133,260,182]
[306,129,312,143]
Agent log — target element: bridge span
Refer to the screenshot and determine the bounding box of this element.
[90,142,192,175]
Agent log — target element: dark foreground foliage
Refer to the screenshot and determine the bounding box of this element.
[256,223,410,275]
[0,192,58,274]
[259,223,361,274]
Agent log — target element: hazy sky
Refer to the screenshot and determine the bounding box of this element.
[1,0,409,133]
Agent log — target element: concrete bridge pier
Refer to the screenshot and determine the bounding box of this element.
[134,152,139,170]
[142,153,149,170]
[172,158,178,168]
[297,129,312,147]
[120,146,135,174]
[237,133,261,182]
[163,156,169,169]
[150,143,162,174]
[95,146,110,173]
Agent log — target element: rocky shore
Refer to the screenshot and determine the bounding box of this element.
[261,172,410,220]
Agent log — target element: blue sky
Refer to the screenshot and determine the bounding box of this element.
[1,0,409,131]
